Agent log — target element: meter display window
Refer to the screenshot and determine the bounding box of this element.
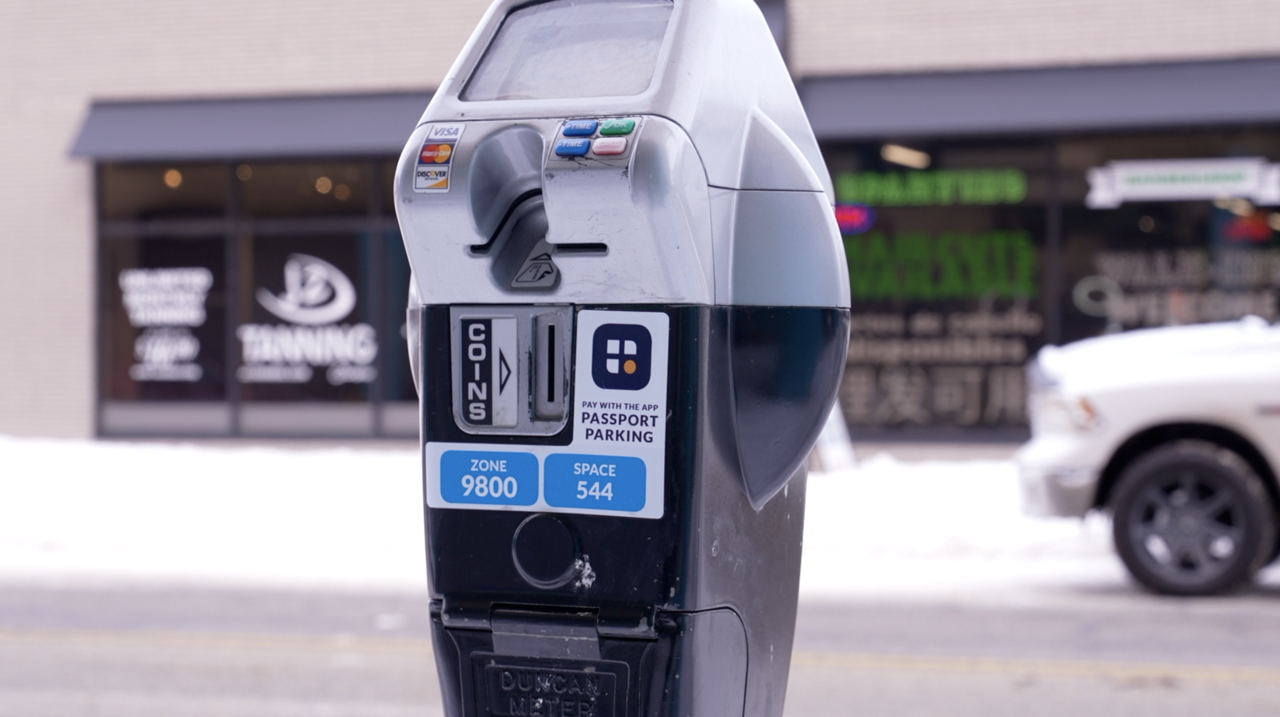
[461,0,672,102]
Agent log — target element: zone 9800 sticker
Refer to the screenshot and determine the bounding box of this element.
[426,310,669,519]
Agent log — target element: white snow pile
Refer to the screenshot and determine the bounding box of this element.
[0,436,426,590]
[802,454,1124,601]
[0,434,1238,600]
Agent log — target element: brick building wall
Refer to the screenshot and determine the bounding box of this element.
[789,0,1280,76]
[0,0,1275,438]
[0,0,490,437]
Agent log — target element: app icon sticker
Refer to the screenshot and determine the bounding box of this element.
[591,323,651,391]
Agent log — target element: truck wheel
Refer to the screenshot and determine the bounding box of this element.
[1111,440,1276,596]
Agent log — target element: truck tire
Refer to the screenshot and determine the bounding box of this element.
[1111,440,1276,596]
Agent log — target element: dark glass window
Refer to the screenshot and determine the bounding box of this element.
[101,235,227,401]
[382,230,417,403]
[97,158,409,437]
[824,140,1050,436]
[1058,130,1280,343]
[100,163,226,221]
[241,161,371,218]
[237,233,376,403]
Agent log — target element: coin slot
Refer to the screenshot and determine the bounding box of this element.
[546,324,557,404]
[534,312,569,421]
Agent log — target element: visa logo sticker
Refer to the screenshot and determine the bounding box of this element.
[414,123,465,193]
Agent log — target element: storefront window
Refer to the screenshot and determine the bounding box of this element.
[1059,130,1280,342]
[97,158,412,437]
[100,163,226,221]
[824,141,1050,436]
[102,235,226,401]
[98,129,1280,440]
[241,161,371,218]
[238,233,375,402]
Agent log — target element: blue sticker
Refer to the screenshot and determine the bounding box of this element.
[544,454,646,512]
[440,450,538,506]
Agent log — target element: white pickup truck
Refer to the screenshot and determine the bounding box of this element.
[1018,316,1280,595]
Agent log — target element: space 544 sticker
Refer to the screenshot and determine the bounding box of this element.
[425,310,669,519]
[414,123,464,193]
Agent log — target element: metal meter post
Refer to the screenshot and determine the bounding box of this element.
[395,2,851,717]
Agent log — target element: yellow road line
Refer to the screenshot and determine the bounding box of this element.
[792,651,1280,684]
[0,627,435,654]
[4,628,1277,686]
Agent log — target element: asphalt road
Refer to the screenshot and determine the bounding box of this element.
[2,582,1280,716]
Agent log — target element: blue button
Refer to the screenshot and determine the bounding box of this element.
[555,138,591,157]
[563,120,598,137]
[544,454,646,512]
[440,450,538,506]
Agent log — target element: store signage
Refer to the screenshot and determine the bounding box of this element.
[255,254,356,325]
[834,203,876,235]
[237,253,378,386]
[844,230,1038,300]
[1086,157,1280,208]
[835,169,1026,207]
[119,267,213,382]
[839,229,1042,429]
[1071,248,1279,328]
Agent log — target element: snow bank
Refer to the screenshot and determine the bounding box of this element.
[0,436,426,590]
[801,454,1125,602]
[9,435,1265,600]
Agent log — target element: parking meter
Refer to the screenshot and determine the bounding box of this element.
[394,2,850,717]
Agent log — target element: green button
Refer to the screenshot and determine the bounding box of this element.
[599,118,636,136]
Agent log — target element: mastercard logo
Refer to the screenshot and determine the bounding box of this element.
[420,143,453,164]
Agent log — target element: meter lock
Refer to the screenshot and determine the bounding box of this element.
[449,305,572,436]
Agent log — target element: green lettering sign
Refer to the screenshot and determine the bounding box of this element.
[835,169,1028,206]
[844,231,1039,300]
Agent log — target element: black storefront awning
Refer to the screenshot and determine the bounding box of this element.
[71,91,434,161]
[71,57,1280,158]
[800,56,1280,141]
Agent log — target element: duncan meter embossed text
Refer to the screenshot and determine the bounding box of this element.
[394,2,850,716]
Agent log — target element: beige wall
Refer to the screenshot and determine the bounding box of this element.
[790,0,1280,76]
[0,0,490,437]
[3,0,1277,438]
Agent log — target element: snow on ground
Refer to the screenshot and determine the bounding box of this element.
[0,436,426,590]
[802,454,1125,603]
[7,434,1270,601]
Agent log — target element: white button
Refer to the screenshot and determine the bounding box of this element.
[592,137,628,156]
